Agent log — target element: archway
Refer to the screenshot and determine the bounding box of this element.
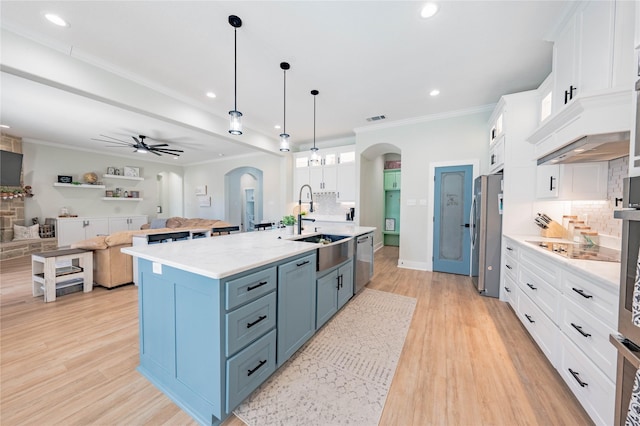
[225,167,263,231]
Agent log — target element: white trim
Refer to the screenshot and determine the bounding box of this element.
[354,104,495,134]
[397,259,428,271]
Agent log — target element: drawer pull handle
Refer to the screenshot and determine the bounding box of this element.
[570,323,592,338]
[506,246,513,251]
[246,315,267,328]
[505,264,512,270]
[296,260,310,267]
[247,281,268,291]
[504,286,511,293]
[572,287,593,299]
[525,314,535,323]
[247,359,267,376]
[526,283,537,290]
[568,368,588,388]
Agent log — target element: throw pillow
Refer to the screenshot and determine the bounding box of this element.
[13,224,41,240]
[150,218,167,229]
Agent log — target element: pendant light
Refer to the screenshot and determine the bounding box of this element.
[228,15,243,135]
[279,62,291,152]
[310,90,320,165]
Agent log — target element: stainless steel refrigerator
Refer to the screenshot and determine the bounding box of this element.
[470,174,503,298]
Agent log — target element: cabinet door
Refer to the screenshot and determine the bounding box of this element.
[277,253,316,364]
[559,162,608,200]
[553,15,578,112]
[384,170,400,190]
[316,271,338,330]
[309,165,323,191]
[86,218,109,239]
[56,219,86,247]
[322,164,337,192]
[337,260,353,310]
[578,1,614,94]
[336,162,355,201]
[489,135,505,174]
[129,216,148,230]
[535,165,560,198]
[109,217,130,233]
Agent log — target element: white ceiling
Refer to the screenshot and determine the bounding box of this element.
[0,1,573,165]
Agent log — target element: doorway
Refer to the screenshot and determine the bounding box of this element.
[225,167,263,231]
[433,165,473,275]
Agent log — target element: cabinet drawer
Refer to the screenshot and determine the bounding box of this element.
[226,329,276,412]
[518,265,561,325]
[562,269,618,329]
[226,292,276,356]
[225,267,277,310]
[561,296,617,382]
[519,248,559,285]
[503,239,519,258]
[503,275,518,308]
[503,256,517,283]
[517,290,559,367]
[558,334,615,426]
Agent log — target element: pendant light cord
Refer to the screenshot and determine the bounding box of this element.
[313,93,316,149]
[283,69,287,134]
[234,27,238,111]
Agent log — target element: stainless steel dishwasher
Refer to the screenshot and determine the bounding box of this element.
[354,232,374,294]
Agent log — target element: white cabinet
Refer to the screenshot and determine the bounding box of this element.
[552,1,629,114]
[108,216,148,233]
[56,217,109,247]
[488,135,505,173]
[293,145,356,201]
[536,162,608,200]
[336,149,356,202]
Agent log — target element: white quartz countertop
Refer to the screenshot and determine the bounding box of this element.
[504,234,621,287]
[122,226,376,280]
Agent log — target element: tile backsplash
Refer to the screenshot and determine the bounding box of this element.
[569,156,628,238]
[312,192,355,216]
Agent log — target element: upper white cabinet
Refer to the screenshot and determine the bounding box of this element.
[292,145,356,202]
[536,162,608,200]
[528,0,635,158]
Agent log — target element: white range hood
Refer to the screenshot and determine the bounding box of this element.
[527,88,633,162]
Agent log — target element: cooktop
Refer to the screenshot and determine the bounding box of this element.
[525,240,621,263]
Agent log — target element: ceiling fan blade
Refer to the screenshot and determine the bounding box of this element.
[98,134,131,144]
[152,148,184,153]
[147,143,169,148]
[92,138,134,146]
[132,136,141,144]
[105,145,136,148]
[148,150,162,156]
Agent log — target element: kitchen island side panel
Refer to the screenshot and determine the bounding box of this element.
[137,259,225,425]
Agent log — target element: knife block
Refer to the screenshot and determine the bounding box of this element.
[541,220,565,238]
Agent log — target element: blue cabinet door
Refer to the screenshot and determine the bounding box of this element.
[316,270,338,329]
[337,259,353,310]
[277,253,316,365]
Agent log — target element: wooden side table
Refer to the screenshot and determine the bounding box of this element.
[32,248,93,302]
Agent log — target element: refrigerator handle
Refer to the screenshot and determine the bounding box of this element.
[469,196,476,248]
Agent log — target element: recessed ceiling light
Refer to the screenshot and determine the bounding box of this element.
[0,124,10,129]
[573,148,586,153]
[274,125,281,130]
[420,3,439,19]
[206,92,216,98]
[44,13,69,27]
[429,89,440,97]
[218,153,225,157]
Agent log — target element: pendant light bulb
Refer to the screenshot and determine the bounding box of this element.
[279,62,291,152]
[309,89,320,164]
[228,15,243,135]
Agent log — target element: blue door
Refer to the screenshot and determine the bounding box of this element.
[433,165,473,275]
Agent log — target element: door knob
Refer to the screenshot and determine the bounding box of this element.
[461,224,470,228]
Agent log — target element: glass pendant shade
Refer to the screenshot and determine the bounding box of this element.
[310,148,319,165]
[229,110,243,135]
[279,133,290,152]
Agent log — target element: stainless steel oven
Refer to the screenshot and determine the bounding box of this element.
[612,183,640,425]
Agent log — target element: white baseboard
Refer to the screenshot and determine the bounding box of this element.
[397,259,430,271]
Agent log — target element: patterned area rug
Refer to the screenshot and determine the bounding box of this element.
[233,288,417,426]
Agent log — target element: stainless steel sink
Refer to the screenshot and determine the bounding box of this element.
[292,234,354,272]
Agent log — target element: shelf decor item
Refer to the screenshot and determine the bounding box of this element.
[107,166,115,175]
[198,195,211,207]
[385,218,396,232]
[105,190,114,197]
[57,175,72,184]
[124,166,139,177]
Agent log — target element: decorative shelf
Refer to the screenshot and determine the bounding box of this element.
[102,174,144,181]
[101,197,143,201]
[54,183,106,189]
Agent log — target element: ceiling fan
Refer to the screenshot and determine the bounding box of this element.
[91,134,184,156]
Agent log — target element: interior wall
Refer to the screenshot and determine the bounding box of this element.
[358,155,385,248]
[356,108,492,270]
[22,141,184,222]
[183,153,286,224]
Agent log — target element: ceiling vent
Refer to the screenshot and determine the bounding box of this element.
[366,115,386,122]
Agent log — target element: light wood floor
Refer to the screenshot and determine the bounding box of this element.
[0,247,592,425]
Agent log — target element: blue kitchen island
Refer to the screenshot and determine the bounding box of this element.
[122,226,375,425]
